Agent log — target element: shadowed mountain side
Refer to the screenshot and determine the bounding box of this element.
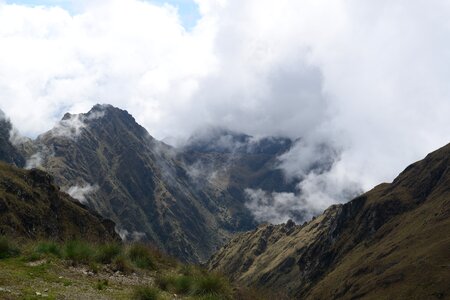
[0,162,119,242]
[0,111,25,168]
[207,143,450,299]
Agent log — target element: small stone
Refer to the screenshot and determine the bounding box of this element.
[35,292,42,296]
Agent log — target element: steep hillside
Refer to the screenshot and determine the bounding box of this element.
[208,143,450,299]
[0,162,118,242]
[23,105,295,263]
[0,111,25,167]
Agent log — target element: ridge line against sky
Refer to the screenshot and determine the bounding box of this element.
[0,0,449,221]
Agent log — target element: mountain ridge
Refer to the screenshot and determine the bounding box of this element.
[20,104,297,262]
[207,142,450,299]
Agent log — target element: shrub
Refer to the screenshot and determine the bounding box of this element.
[155,274,175,291]
[128,244,156,270]
[112,254,133,274]
[173,275,193,294]
[191,274,232,297]
[132,286,160,300]
[0,236,20,259]
[90,262,100,274]
[156,274,228,297]
[95,279,109,290]
[64,240,94,264]
[179,264,203,276]
[35,241,61,257]
[96,243,122,264]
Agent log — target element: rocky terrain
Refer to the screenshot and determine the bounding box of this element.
[208,143,450,299]
[20,104,296,263]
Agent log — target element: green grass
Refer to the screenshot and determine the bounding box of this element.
[173,275,194,294]
[95,243,122,264]
[191,274,231,297]
[156,273,232,298]
[0,237,237,299]
[25,241,62,261]
[132,286,160,300]
[112,253,133,273]
[128,244,156,270]
[0,236,20,259]
[64,240,95,264]
[95,279,109,290]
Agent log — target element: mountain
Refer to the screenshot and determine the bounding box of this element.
[179,127,297,208]
[0,161,119,242]
[23,104,295,262]
[207,143,450,299]
[0,111,25,167]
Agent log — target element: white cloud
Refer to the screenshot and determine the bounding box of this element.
[48,108,105,138]
[66,183,99,204]
[0,0,449,221]
[115,227,147,241]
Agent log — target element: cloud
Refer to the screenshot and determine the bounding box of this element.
[115,227,147,241]
[245,188,311,224]
[48,109,105,138]
[65,183,99,204]
[25,152,44,169]
[0,0,449,222]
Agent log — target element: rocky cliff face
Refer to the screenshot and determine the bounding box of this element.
[208,143,450,299]
[24,105,295,262]
[0,162,119,242]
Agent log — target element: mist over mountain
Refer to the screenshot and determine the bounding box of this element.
[13,104,318,262]
[0,104,359,262]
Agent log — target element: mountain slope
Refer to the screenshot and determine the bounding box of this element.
[207,143,450,299]
[24,105,295,262]
[0,162,119,242]
[0,111,25,167]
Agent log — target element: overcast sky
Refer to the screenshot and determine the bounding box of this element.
[0,0,449,199]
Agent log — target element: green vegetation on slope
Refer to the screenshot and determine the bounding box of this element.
[0,237,270,300]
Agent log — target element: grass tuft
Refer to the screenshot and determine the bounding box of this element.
[112,254,133,274]
[191,274,232,297]
[95,279,109,290]
[95,243,122,264]
[64,240,95,264]
[173,275,193,294]
[35,241,61,257]
[128,244,156,270]
[0,236,20,259]
[132,286,160,300]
